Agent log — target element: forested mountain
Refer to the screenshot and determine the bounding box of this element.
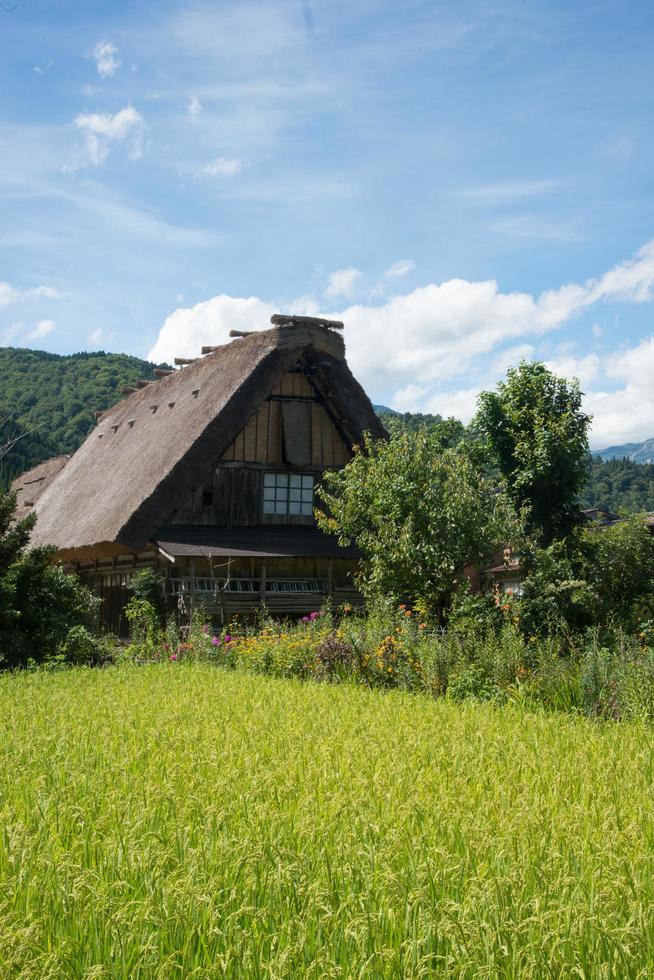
[0,347,164,487]
[595,437,654,464]
[580,456,654,514]
[377,409,446,436]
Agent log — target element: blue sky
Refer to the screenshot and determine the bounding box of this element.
[1,0,654,447]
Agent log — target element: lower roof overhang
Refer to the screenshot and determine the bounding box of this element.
[153,525,361,561]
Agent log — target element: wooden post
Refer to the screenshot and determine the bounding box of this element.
[260,561,267,608]
[189,558,196,624]
[327,559,334,597]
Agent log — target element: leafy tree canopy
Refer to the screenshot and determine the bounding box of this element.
[316,431,514,618]
[474,361,591,545]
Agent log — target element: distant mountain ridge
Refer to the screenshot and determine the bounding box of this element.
[595,438,654,465]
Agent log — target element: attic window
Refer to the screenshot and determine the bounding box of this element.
[111,424,120,433]
[192,388,200,398]
[281,401,311,465]
[168,402,175,409]
[150,405,158,414]
[263,473,313,516]
[128,419,135,428]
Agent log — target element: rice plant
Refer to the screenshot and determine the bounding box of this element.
[2,665,654,977]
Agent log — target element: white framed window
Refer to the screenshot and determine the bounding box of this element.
[263,472,314,516]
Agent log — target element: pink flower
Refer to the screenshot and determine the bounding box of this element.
[309,611,319,621]
[169,653,178,661]
[211,636,221,646]
[224,634,232,643]
[302,616,310,623]
[202,624,210,634]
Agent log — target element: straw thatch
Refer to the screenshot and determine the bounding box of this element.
[10,455,71,524]
[28,321,386,560]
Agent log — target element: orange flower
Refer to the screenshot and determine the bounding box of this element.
[404,610,412,617]
[418,623,426,630]
[399,604,406,610]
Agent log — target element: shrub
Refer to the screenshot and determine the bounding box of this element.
[124,597,161,658]
[0,492,99,668]
[128,568,165,621]
[58,625,114,666]
[313,631,357,681]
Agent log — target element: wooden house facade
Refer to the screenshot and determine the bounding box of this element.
[13,316,387,632]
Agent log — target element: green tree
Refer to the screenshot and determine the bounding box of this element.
[0,492,97,666]
[0,493,36,649]
[584,515,654,626]
[475,361,591,545]
[316,432,513,619]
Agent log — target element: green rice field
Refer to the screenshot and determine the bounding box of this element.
[2,665,654,977]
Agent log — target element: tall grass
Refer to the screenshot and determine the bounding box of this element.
[2,665,654,977]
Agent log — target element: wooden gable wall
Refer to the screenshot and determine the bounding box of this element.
[220,370,349,468]
[167,370,351,527]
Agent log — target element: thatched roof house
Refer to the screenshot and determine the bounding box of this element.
[17,315,385,629]
[11,454,70,524]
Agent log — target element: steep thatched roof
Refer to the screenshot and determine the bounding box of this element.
[10,455,71,523]
[29,321,385,559]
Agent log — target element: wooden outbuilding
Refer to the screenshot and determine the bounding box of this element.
[13,315,386,632]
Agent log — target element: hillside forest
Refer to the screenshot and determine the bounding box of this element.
[1,346,653,514]
[0,347,163,486]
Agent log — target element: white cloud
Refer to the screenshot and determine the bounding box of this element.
[544,351,601,389]
[0,282,62,307]
[423,386,485,424]
[27,319,56,341]
[148,295,276,363]
[33,59,54,76]
[188,95,202,117]
[490,344,536,374]
[461,179,562,205]
[390,383,428,412]
[93,40,121,79]
[73,106,143,166]
[324,267,362,299]
[147,239,654,447]
[1,323,22,345]
[87,328,111,346]
[203,157,242,177]
[489,214,585,243]
[385,259,415,278]
[601,131,634,161]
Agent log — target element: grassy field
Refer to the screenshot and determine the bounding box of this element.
[2,667,654,978]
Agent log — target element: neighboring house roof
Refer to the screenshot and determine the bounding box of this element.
[580,507,622,525]
[10,455,71,523]
[28,319,386,560]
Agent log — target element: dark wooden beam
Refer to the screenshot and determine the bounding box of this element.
[174,357,198,366]
[201,345,220,353]
[229,330,254,338]
[136,379,151,388]
[121,386,137,395]
[271,314,344,330]
[153,368,174,378]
